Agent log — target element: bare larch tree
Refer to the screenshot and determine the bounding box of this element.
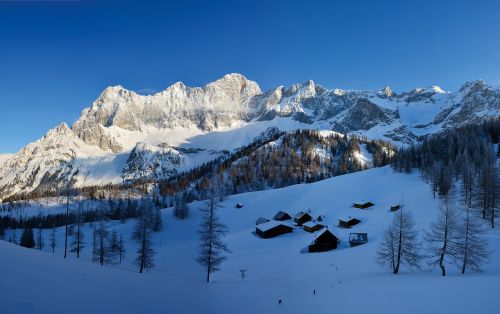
[197,194,231,283]
[376,202,421,274]
[424,200,461,276]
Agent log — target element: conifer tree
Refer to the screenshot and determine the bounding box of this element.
[20,228,35,248]
[133,201,155,273]
[118,234,126,264]
[91,223,98,263]
[70,202,85,258]
[95,204,110,265]
[152,206,163,232]
[50,226,56,254]
[36,224,44,251]
[197,193,231,282]
[458,206,490,273]
[108,229,121,265]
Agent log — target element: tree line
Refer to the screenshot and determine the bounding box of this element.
[378,118,500,275]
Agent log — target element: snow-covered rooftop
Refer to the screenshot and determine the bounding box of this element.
[338,216,359,222]
[302,221,323,228]
[256,220,292,232]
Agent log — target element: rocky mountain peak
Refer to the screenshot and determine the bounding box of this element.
[379,86,395,97]
[44,122,74,139]
[459,80,487,93]
[1,75,499,200]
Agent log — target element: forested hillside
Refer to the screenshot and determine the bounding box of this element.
[392,117,500,228]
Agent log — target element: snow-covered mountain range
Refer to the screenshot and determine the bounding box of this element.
[1,73,499,200]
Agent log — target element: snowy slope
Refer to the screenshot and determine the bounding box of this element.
[1,75,499,200]
[1,167,499,314]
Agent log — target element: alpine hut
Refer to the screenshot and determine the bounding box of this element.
[256,221,293,239]
[390,205,400,212]
[294,211,313,226]
[338,216,361,228]
[352,201,374,209]
[302,221,324,233]
[308,228,339,252]
[273,211,292,221]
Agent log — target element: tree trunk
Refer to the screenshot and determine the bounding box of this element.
[206,197,214,282]
[394,209,403,274]
[439,206,449,276]
[140,217,146,273]
[99,220,104,266]
[491,175,495,229]
[76,223,80,258]
[64,193,69,259]
[461,208,470,274]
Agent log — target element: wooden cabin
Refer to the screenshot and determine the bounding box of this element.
[308,228,339,252]
[236,202,244,209]
[349,233,368,247]
[302,221,324,233]
[338,216,361,228]
[256,221,293,239]
[352,201,374,209]
[273,211,292,221]
[294,212,313,226]
[390,205,400,212]
[255,217,270,225]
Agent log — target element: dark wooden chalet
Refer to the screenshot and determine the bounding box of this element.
[390,205,400,212]
[308,228,339,252]
[236,202,244,209]
[349,233,368,247]
[302,221,324,233]
[294,212,313,226]
[338,216,361,228]
[256,221,293,239]
[273,211,292,221]
[352,201,374,209]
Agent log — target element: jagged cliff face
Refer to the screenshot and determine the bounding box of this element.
[1,73,499,200]
[0,123,93,197]
[72,74,263,152]
[121,143,182,181]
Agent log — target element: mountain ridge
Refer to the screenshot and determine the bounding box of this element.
[0,74,499,200]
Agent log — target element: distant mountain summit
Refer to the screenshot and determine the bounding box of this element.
[1,74,499,200]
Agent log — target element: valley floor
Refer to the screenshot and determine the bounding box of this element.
[1,166,499,314]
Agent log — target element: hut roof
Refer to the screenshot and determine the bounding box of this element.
[255,217,270,225]
[273,211,292,220]
[294,211,304,218]
[353,201,374,206]
[256,220,292,233]
[303,221,323,228]
[338,216,359,222]
[295,211,312,218]
[311,227,337,244]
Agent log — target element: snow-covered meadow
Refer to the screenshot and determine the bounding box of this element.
[1,166,499,314]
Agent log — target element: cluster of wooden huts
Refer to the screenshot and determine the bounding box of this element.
[251,200,402,254]
[254,201,377,252]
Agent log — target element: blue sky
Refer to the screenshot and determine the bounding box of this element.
[0,0,499,153]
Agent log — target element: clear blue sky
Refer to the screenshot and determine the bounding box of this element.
[1,0,499,153]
